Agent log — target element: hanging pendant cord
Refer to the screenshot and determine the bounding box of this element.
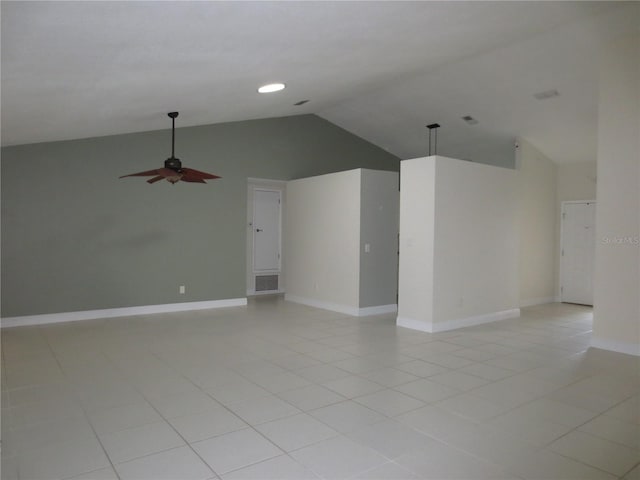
[434,128,437,156]
[426,123,441,157]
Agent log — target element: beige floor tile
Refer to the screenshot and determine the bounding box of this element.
[487,409,574,447]
[511,398,598,427]
[205,379,271,406]
[290,435,387,479]
[295,364,352,383]
[168,407,248,442]
[394,378,460,403]
[623,463,640,480]
[395,405,479,444]
[354,389,425,417]
[428,371,490,391]
[309,400,386,434]
[346,419,436,459]
[255,413,339,451]
[5,299,638,480]
[192,428,282,475]
[353,461,421,479]
[99,421,185,464]
[148,390,221,419]
[18,436,110,480]
[250,371,312,394]
[435,392,512,421]
[225,395,300,425]
[66,467,120,479]
[361,367,419,387]
[395,439,513,479]
[222,455,320,479]
[548,430,640,476]
[88,401,163,435]
[322,375,384,398]
[605,395,640,424]
[394,359,449,377]
[502,448,618,480]
[578,414,640,448]
[115,446,214,480]
[277,384,346,411]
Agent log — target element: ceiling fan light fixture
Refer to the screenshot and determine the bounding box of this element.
[258,83,286,93]
[119,112,221,185]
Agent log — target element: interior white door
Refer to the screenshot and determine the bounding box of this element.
[253,189,281,272]
[560,201,596,306]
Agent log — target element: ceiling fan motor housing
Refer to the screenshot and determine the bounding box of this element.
[165,157,182,171]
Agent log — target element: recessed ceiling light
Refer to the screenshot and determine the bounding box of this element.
[258,83,285,93]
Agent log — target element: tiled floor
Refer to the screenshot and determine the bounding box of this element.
[1,298,639,480]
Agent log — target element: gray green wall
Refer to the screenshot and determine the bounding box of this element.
[359,170,399,308]
[1,114,399,317]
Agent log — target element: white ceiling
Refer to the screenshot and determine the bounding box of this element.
[2,1,638,164]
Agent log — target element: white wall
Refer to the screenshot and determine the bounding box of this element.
[285,170,361,312]
[398,156,520,332]
[397,158,436,328]
[592,33,640,356]
[557,162,597,203]
[285,168,399,315]
[516,138,558,307]
[359,169,400,308]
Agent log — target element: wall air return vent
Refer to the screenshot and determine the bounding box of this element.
[255,275,279,292]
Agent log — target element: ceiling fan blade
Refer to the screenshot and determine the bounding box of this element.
[180,176,207,183]
[121,114,221,186]
[181,167,221,180]
[119,168,162,178]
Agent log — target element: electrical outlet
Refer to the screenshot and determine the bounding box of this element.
[179,285,186,294]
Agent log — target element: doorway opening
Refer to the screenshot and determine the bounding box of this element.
[246,179,286,296]
[560,200,596,306]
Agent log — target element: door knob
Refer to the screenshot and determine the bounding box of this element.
[256,228,263,232]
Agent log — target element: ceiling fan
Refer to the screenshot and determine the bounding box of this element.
[120,112,221,184]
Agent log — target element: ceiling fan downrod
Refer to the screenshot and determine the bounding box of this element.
[165,112,182,171]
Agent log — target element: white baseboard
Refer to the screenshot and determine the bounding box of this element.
[1,298,248,328]
[284,295,396,317]
[520,296,558,307]
[397,316,433,332]
[285,294,358,315]
[357,304,398,316]
[590,337,640,356]
[247,289,285,296]
[397,308,521,333]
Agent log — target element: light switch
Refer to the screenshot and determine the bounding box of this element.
[364,243,371,253]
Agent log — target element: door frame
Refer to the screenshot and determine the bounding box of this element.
[246,178,286,296]
[559,200,596,305]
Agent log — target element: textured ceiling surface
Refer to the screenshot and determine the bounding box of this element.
[1,1,637,163]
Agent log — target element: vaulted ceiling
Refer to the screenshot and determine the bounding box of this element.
[2,1,638,164]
